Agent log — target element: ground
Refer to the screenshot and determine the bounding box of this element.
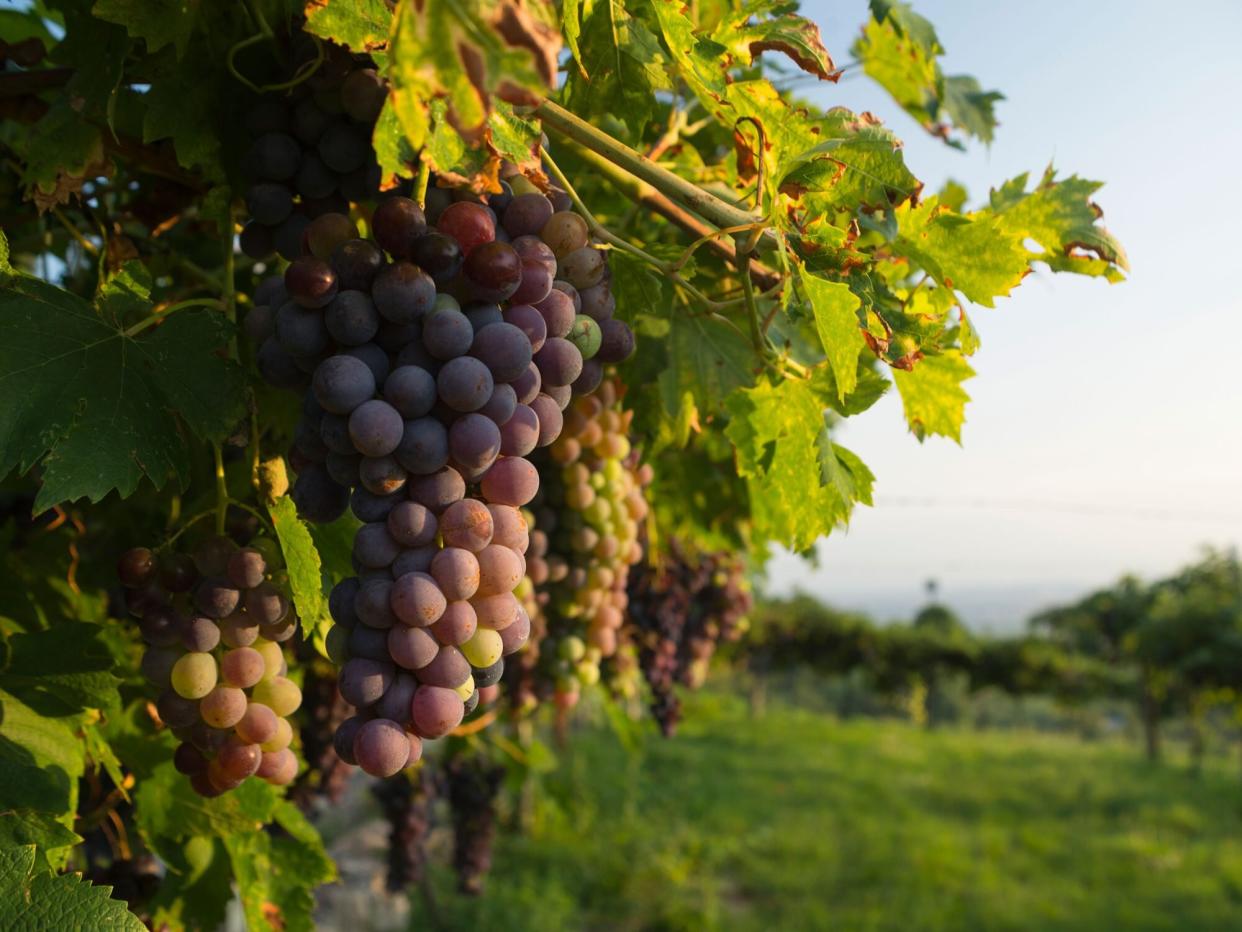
[410,691,1242,931]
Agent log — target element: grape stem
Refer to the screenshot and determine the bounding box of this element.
[212,443,228,536]
[122,299,226,338]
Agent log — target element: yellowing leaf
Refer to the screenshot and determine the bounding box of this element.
[892,350,975,442]
[797,265,865,400]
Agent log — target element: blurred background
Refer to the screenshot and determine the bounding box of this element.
[299,3,1242,930]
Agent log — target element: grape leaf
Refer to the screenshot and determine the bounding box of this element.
[0,811,81,872]
[372,97,417,187]
[92,0,200,58]
[147,836,232,932]
[892,197,1030,307]
[49,4,129,126]
[0,688,85,824]
[268,495,328,653]
[656,312,754,429]
[562,0,584,75]
[0,622,123,715]
[12,100,110,212]
[303,0,392,52]
[141,46,226,173]
[892,350,975,442]
[0,244,247,511]
[710,9,836,80]
[797,265,865,400]
[724,376,870,550]
[0,845,145,931]
[134,764,280,855]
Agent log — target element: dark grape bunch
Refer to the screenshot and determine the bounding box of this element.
[514,379,651,710]
[116,535,303,795]
[445,753,506,896]
[372,768,436,892]
[290,664,355,806]
[625,539,752,736]
[239,41,390,263]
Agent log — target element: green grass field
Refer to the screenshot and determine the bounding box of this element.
[414,692,1242,931]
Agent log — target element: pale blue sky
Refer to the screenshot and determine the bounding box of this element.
[764,1,1242,628]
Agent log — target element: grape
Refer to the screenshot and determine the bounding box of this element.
[350,522,398,570]
[396,337,439,373]
[240,221,275,260]
[488,180,514,214]
[487,505,529,552]
[411,685,464,738]
[390,571,446,626]
[410,232,463,283]
[545,382,572,410]
[354,718,410,777]
[499,608,531,654]
[529,393,564,447]
[437,356,494,413]
[226,548,266,589]
[257,339,305,389]
[510,363,541,405]
[578,283,614,322]
[342,342,390,384]
[246,96,290,136]
[322,291,379,346]
[568,315,603,359]
[220,613,260,648]
[499,404,538,457]
[333,715,368,765]
[395,417,449,475]
[480,382,517,426]
[141,647,180,687]
[293,463,349,523]
[357,578,399,628]
[373,196,427,259]
[439,499,494,551]
[502,193,554,237]
[429,547,480,601]
[470,321,533,383]
[534,337,584,387]
[421,306,474,360]
[392,546,436,577]
[476,545,523,597]
[512,235,557,276]
[416,645,470,689]
[464,301,503,331]
[374,673,417,725]
[597,318,636,363]
[291,96,331,144]
[251,675,302,716]
[437,201,495,255]
[472,592,520,631]
[285,257,338,310]
[172,652,218,700]
[462,689,481,715]
[351,486,403,522]
[572,358,604,395]
[245,305,276,347]
[181,615,221,652]
[257,748,299,785]
[534,289,575,339]
[262,716,294,753]
[174,742,208,775]
[200,686,248,728]
[247,183,293,226]
[376,318,422,353]
[348,623,389,661]
[255,639,285,679]
[372,262,435,324]
[313,355,376,414]
[275,303,329,359]
[463,241,522,302]
[341,68,387,122]
[250,133,301,181]
[195,577,240,619]
[340,159,381,201]
[260,616,296,644]
[542,211,589,257]
[510,258,553,305]
[217,740,263,781]
[271,213,309,262]
[345,399,402,458]
[424,185,453,223]
[294,416,329,460]
[295,152,337,199]
[461,627,504,669]
[354,454,400,495]
[330,240,383,293]
[559,246,606,289]
[408,466,466,514]
[326,450,361,487]
[473,658,504,688]
[330,577,361,626]
[501,304,547,354]
[244,582,287,625]
[118,547,156,587]
[387,501,437,548]
[388,625,440,670]
[480,456,539,506]
[552,279,582,311]
[448,413,501,472]
[220,647,265,689]
[431,601,478,646]
[158,691,202,729]
[318,121,368,173]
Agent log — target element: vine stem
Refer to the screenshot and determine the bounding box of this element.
[535,99,761,232]
[212,444,228,536]
[122,299,226,338]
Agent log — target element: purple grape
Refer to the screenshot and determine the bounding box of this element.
[415,644,470,689]
[501,304,547,354]
[502,193,554,237]
[320,412,353,454]
[552,279,582,312]
[499,404,539,457]
[464,241,522,302]
[422,306,474,360]
[512,235,557,276]
[354,522,401,569]
[545,383,572,410]
[249,132,300,181]
[408,467,466,513]
[325,290,380,346]
[313,355,376,414]
[296,152,337,199]
[390,571,447,626]
[275,302,330,357]
[395,417,449,475]
[341,342,390,384]
[331,238,384,292]
[410,232,463,283]
[465,302,503,331]
[448,413,501,472]
[330,577,361,626]
[356,577,398,629]
[247,183,293,226]
[437,356,494,413]
[392,546,437,577]
[338,657,394,707]
[437,201,495,256]
[387,501,437,548]
[469,321,533,384]
[480,383,517,426]
[384,365,437,418]
[429,547,479,601]
[351,486,404,522]
[511,363,541,405]
[285,257,338,310]
[372,261,436,324]
[374,674,417,726]
[318,122,368,174]
[348,623,390,661]
[534,289,575,339]
[529,393,563,447]
[388,625,439,670]
[333,715,368,765]
[597,318,635,363]
[572,357,604,395]
[373,196,428,259]
[534,337,584,387]
[559,246,606,289]
[349,399,404,457]
[480,456,539,507]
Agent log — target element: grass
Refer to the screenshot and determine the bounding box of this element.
[412,691,1242,931]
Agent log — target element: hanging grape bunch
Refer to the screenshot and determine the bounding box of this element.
[116,535,302,796]
[519,379,651,710]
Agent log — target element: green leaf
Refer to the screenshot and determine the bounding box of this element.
[725,376,872,550]
[92,0,200,58]
[710,10,836,80]
[12,100,109,212]
[372,97,417,187]
[892,350,975,442]
[0,845,145,931]
[0,622,123,715]
[892,197,1030,307]
[562,0,584,75]
[656,312,754,430]
[303,0,392,52]
[147,836,232,932]
[0,811,81,872]
[0,246,246,511]
[134,763,280,854]
[797,265,865,400]
[141,47,224,172]
[0,688,85,827]
[268,495,327,650]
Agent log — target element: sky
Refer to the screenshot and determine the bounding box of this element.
[762,0,1242,630]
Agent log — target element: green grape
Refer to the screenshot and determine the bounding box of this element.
[261,716,294,752]
[558,636,586,663]
[255,639,284,679]
[461,627,503,669]
[453,675,476,701]
[251,675,302,716]
[171,652,218,700]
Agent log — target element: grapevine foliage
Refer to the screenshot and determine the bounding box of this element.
[0,0,1125,927]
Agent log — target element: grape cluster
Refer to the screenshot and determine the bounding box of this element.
[625,540,752,736]
[372,768,436,892]
[239,42,389,263]
[116,536,303,795]
[445,753,506,896]
[516,379,651,709]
